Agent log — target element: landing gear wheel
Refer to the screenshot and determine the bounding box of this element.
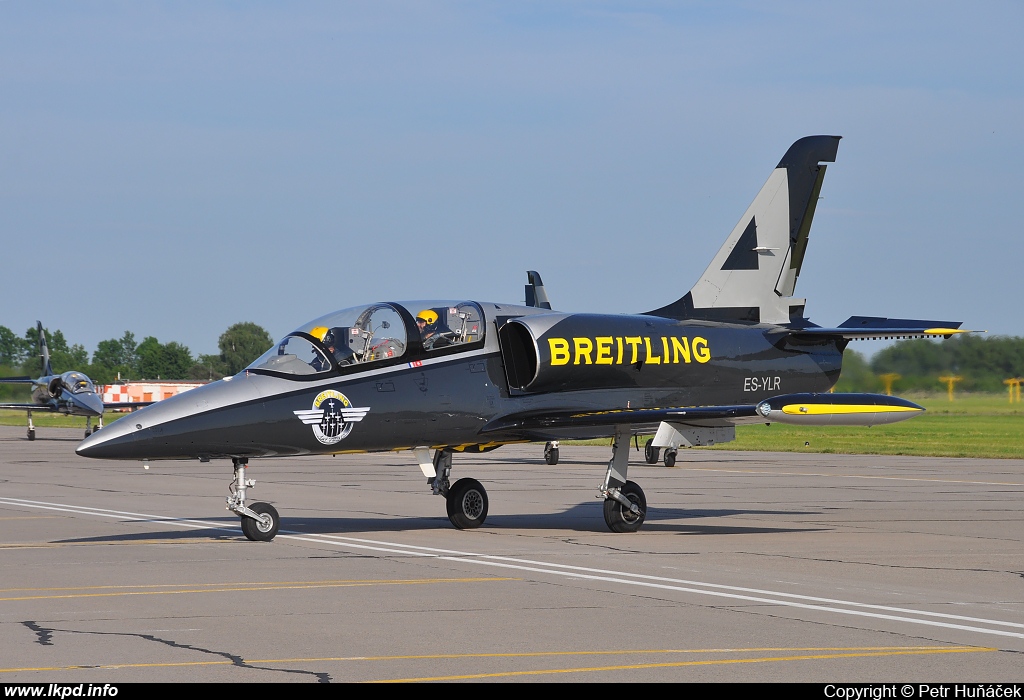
[446,478,488,530]
[644,438,659,465]
[27,429,35,441]
[664,449,677,467]
[544,442,559,465]
[240,502,280,542]
[603,480,647,533]
[84,429,91,439]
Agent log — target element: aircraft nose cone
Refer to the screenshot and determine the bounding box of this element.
[77,416,136,458]
[67,390,104,417]
[80,392,105,416]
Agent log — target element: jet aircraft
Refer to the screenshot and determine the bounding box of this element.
[77,135,966,541]
[0,322,151,440]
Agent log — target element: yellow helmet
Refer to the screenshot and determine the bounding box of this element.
[310,326,329,342]
[416,309,439,325]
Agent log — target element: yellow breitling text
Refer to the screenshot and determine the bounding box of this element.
[547,336,711,366]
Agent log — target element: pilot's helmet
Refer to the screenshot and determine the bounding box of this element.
[310,326,329,343]
[416,309,439,331]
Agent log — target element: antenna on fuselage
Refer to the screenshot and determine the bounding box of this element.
[525,271,552,310]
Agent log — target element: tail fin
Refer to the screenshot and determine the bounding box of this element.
[647,135,841,325]
[37,321,54,376]
[525,270,552,310]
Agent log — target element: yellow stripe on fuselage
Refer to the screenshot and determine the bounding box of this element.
[781,404,923,416]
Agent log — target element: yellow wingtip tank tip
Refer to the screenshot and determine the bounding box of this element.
[780,404,924,416]
[923,328,974,336]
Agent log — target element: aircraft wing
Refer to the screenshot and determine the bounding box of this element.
[785,316,968,341]
[0,402,54,411]
[103,401,154,410]
[481,404,762,434]
[0,377,37,385]
[481,392,924,436]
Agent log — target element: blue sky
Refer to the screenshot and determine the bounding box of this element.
[2,1,1021,357]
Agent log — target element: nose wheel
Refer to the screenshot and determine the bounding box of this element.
[240,502,280,542]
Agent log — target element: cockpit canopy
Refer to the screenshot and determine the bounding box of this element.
[246,301,485,378]
[62,372,95,394]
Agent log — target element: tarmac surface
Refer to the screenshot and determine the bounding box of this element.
[0,424,1022,683]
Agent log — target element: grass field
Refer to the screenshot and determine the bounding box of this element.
[715,394,1024,459]
[0,410,131,430]
[574,394,1024,459]
[3,393,1022,459]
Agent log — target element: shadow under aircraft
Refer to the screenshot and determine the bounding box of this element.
[77,136,968,540]
[0,322,151,440]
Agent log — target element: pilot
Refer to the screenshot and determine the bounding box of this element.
[417,309,451,350]
[309,326,332,371]
[310,326,356,369]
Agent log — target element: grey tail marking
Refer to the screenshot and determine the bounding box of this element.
[646,135,841,325]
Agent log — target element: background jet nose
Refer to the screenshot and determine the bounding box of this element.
[74,392,105,416]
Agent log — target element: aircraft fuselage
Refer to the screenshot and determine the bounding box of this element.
[78,302,841,461]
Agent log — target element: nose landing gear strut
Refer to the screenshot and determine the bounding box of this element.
[226,458,280,541]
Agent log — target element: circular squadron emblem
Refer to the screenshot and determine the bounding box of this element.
[292,390,370,445]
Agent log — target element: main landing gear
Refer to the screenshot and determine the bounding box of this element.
[227,458,280,541]
[544,441,559,465]
[426,449,489,530]
[600,427,647,533]
[643,438,677,467]
[27,412,35,441]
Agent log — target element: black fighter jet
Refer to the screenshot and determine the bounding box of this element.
[77,136,966,540]
[0,322,151,440]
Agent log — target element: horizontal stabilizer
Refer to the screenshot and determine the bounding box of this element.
[788,316,968,341]
[756,393,923,426]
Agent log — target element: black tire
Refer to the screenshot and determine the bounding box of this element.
[241,502,280,542]
[27,430,35,442]
[644,438,659,464]
[544,443,559,465]
[84,430,91,439]
[664,450,677,467]
[603,480,647,533]
[446,478,488,529]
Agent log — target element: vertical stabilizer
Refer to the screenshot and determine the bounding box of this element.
[37,322,54,377]
[647,135,841,325]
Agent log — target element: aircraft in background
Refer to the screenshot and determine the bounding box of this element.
[0,322,151,440]
[77,135,967,541]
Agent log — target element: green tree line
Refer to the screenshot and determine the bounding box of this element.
[0,323,273,398]
[836,335,1024,393]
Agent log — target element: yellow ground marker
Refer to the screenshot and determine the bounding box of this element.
[0,577,514,602]
[0,646,993,676]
